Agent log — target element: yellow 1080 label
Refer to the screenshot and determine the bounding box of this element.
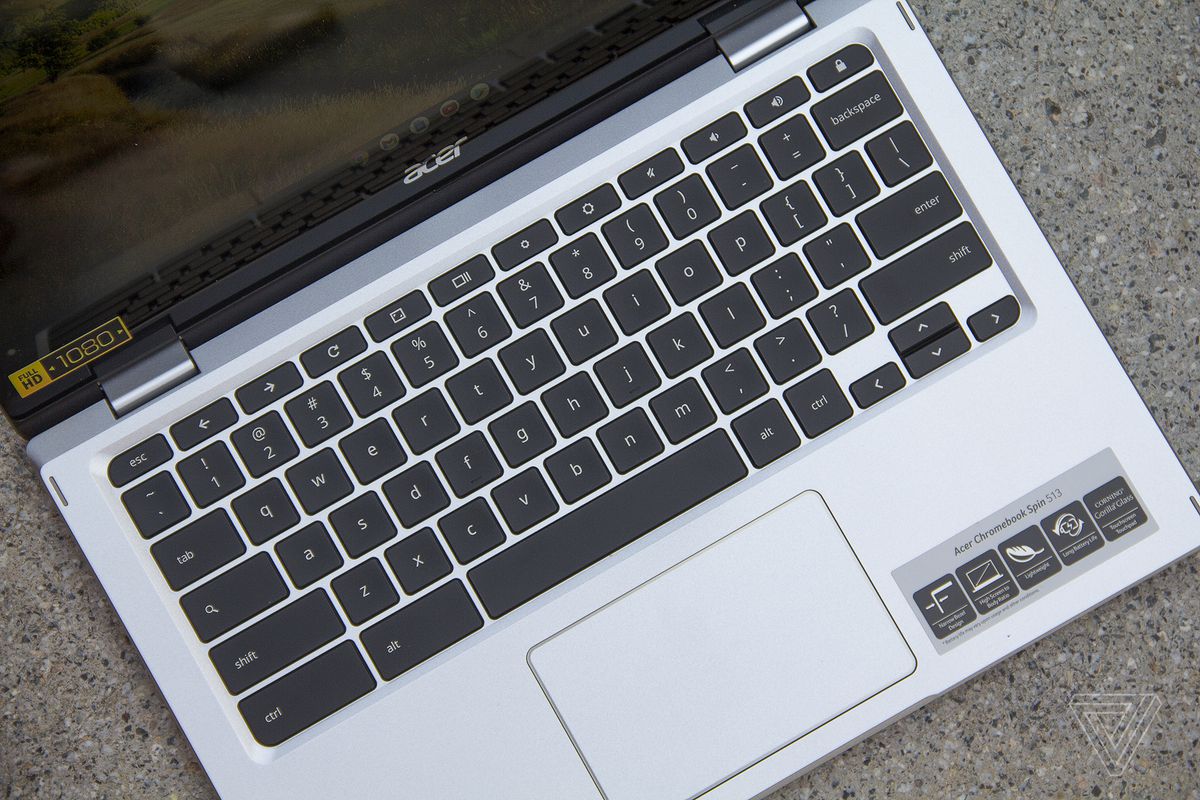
[8,317,133,399]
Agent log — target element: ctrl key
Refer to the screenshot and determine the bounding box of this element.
[239,642,376,747]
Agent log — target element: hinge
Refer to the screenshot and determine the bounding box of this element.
[95,323,197,417]
[702,0,813,71]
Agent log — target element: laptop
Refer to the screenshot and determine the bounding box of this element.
[3,0,1197,797]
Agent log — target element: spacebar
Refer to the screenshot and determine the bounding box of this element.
[468,430,747,618]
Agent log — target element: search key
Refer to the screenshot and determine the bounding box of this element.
[180,554,287,643]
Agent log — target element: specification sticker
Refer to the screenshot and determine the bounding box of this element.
[893,450,1156,653]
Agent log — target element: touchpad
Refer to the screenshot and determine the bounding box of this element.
[528,491,915,800]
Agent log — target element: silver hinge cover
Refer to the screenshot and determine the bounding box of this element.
[707,0,813,71]
[101,335,197,417]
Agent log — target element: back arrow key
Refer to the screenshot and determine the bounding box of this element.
[850,363,906,409]
[170,398,238,450]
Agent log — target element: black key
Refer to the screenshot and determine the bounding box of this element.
[276,523,343,589]
[650,379,716,444]
[751,254,818,318]
[385,528,453,594]
[759,115,825,180]
[866,121,933,187]
[151,510,245,591]
[598,409,664,474]
[498,263,564,327]
[301,327,367,378]
[556,184,622,235]
[761,182,826,246]
[733,400,801,468]
[237,363,303,415]
[109,435,172,488]
[383,462,451,527]
[784,369,853,438]
[178,442,245,508]
[469,430,747,618]
[706,145,773,209]
[493,219,558,270]
[902,326,972,379]
[699,284,766,348]
[812,71,903,150]
[755,319,822,384]
[546,438,612,504]
[858,172,962,259]
[391,322,459,387]
[392,389,460,455]
[489,402,556,467]
[332,559,399,625]
[807,289,874,355]
[814,151,880,216]
[745,77,811,128]
[181,553,288,643]
[329,492,398,558]
[968,296,1021,342]
[604,271,669,335]
[618,149,684,198]
[803,224,871,289]
[708,212,775,276]
[702,349,769,414]
[337,352,405,418]
[682,112,747,163]
[439,498,507,564]
[430,255,494,306]
[238,642,375,747]
[446,359,513,424]
[436,432,503,498]
[210,591,344,696]
[122,472,190,539]
[340,419,406,484]
[889,302,958,356]
[860,222,992,324]
[656,241,722,306]
[595,343,661,408]
[499,329,566,394]
[492,469,559,534]
[284,382,352,448]
[171,398,238,451]
[602,205,669,268]
[549,234,618,298]
[809,44,875,92]
[551,301,618,365]
[232,479,299,545]
[362,581,483,680]
[654,175,720,239]
[542,373,608,438]
[365,291,431,342]
[445,293,511,358]
[850,363,907,409]
[647,313,714,378]
[286,449,353,515]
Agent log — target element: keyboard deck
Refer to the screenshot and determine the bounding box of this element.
[110,44,1020,747]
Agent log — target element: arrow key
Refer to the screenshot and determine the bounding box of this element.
[237,363,303,415]
[968,295,1021,342]
[902,326,971,379]
[170,398,238,450]
[888,302,958,356]
[850,363,907,409]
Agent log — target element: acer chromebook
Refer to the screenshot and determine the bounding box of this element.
[3,1,1198,798]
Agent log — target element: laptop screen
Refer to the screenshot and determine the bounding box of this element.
[0,0,708,395]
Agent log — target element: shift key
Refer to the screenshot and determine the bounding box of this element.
[861,222,993,325]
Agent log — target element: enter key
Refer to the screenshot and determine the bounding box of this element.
[857,172,963,258]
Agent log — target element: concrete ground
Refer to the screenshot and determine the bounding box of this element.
[1,0,1197,797]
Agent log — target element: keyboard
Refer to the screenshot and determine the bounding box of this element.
[110,43,1020,747]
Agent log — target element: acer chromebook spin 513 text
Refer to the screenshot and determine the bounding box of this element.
[2,1,1197,798]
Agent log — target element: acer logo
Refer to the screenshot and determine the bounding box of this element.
[404,137,469,184]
